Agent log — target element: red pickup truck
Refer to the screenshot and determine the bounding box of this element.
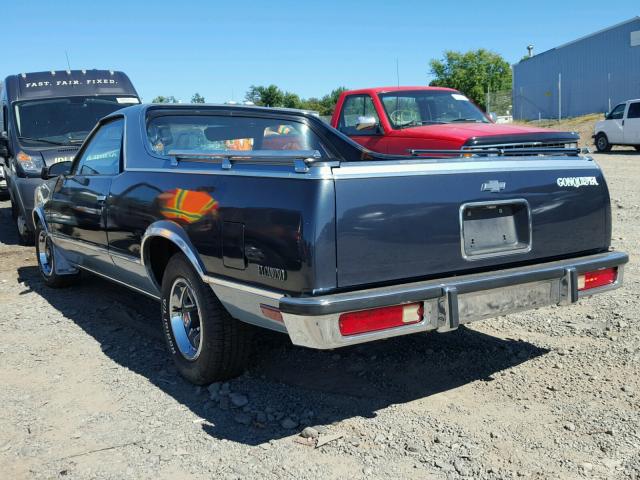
[330,86,578,154]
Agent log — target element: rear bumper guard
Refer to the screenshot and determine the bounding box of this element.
[278,251,627,349]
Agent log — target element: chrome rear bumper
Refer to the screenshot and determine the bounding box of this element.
[278,251,627,349]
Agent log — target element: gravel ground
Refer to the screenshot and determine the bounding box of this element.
[0,151,638,480]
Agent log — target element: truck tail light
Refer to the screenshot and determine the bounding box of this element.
[578,268,617,291]
[339,303,423,336]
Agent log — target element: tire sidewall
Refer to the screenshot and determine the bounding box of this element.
[595,133,610,152]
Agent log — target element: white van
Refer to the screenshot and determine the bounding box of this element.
[594,99,640,152]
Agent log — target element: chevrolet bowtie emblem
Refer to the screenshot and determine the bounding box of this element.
[481,180,506,193]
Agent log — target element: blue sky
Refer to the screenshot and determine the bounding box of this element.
[2,1,637,103]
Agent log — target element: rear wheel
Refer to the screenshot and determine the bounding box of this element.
[595,133,611,152]
[160,253,252,384]
[35,223,78,288]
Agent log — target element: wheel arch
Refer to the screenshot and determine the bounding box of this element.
[32,206,47,232]
[141,220,207,291]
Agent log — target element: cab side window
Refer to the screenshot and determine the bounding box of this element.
[627,102,640,119]
[608,103,626,120]
[74,119,124,176]
[339,95,380,135]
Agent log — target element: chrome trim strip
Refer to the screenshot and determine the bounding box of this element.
[51,233,110,255]
[125,165,336,180]
[140,221,207,290]
[458,199,532,261]
[109,250,142,264]
[331,158,598,179]
[76,264,160,301]
[202,275,283,300]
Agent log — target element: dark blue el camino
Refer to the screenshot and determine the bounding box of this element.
[32,104,627,384]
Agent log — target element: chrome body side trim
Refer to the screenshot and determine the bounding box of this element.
[140,220,207,290]
[76,264,161,301]
[331,157,597,179]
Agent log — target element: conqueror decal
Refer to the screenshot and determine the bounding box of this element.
[556,176,599,188]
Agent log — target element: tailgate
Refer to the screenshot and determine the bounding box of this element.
[333,156,610,288]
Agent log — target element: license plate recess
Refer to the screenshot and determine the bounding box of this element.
[460,200,531,260]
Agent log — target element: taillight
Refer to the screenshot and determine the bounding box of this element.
[578,268,617,291]
[339,303,423,336]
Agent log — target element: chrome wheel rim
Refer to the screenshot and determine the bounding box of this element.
[169,278,203,360]
[37,230,53,277]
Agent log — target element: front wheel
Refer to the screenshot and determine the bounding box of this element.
[11,200,34,245]
[35,223,79,288]
[595,133,611,152]
[160,253,252,384]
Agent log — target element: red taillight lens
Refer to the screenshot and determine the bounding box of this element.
[578,268,617,291]
[338,303,424,336]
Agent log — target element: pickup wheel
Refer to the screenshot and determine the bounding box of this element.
[35,223,78,288]
[161,253,252,385]
[12,200,34,245]
[595,133,611,152]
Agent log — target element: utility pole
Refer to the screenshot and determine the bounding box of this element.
[558,73,562,121]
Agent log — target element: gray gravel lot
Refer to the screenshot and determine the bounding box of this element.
[0,151,638,480]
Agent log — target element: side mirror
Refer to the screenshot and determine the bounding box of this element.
[604,112,609,119]
[489,112,498,123]
[41,161,72,180]
[355,116,378,131]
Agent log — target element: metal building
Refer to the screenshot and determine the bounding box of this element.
[513,17,640,120]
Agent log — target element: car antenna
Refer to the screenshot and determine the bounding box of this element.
[65,51,72,71]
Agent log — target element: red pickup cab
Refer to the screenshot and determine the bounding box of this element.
[330,86,578,155]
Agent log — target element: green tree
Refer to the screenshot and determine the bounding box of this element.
[152,95,178,103]
[429,49,511,111]
[191,93,205,103]
[282,92,303,109]
[245,85,285,107]
[318,87,348,116]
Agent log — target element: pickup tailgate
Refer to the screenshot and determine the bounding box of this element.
[333,156,610,288]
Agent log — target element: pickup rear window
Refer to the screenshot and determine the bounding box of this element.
[146,114,330,157]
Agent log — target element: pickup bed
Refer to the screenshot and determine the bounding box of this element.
[33,104,627,384]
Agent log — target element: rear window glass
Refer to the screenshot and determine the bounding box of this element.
[146,114,329,157]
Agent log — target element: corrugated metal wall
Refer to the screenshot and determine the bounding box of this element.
[513,18,640,120]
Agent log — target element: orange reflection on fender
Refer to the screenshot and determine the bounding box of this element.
[158,188,219,223]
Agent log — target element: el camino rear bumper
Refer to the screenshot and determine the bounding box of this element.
[275,251,627,349]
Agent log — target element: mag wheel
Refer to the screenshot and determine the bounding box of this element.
[35,223,78,288]
[161,253,252,384]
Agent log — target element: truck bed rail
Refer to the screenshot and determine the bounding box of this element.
[167,149,323,172]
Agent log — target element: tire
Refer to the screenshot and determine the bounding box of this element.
[35,223,79,288]
[161,253,252,384]
[11,199,34,245]
[595,133,611,153]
